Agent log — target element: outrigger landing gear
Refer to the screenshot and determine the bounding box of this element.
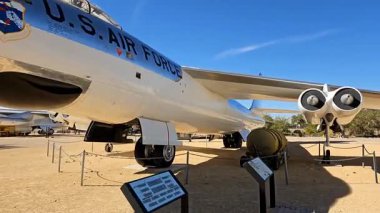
[134,139,176,168]
[322,126,331,164]
[223,132,243,148]
[105,143,113,152]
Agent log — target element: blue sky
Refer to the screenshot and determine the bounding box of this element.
[91,0,380,111]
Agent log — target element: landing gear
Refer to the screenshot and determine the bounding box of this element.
[322,124,331,164]
[105,143,113,152]
[223,132,243,148]
[134,139,176,168]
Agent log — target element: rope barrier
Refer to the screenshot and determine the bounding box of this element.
[86,152,165,160]
[314,156,363,163]
[301,144,319,149]
[189,152,238,161]
[85,151,187,160]
[61,149,83,157]
[327,145,363,150]
[364,146,374,155]
[48,139,83,144]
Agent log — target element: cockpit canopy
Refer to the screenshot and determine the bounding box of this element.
[61,0,121,29]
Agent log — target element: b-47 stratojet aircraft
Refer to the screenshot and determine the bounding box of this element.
[1,0,380,167]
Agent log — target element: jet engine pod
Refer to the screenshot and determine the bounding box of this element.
[298,89,327,124]
[331,87,363,125]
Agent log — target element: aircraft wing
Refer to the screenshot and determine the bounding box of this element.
[254,108,300,115]
[183,67,380,110]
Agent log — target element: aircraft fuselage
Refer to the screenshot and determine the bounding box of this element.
[0,0,264,134]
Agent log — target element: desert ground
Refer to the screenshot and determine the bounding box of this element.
[1,135,380,213]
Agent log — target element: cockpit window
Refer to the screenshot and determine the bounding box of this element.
[61,0,122,29]
[64,0,90,13]
[90,6,121,29]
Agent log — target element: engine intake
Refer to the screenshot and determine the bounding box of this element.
[300,89,326,111]
[298,89,328,124]
[333,88,362,110]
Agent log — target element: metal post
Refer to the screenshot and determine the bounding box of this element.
[51,143,55,163]
[58,146,62,173]
[373,151,378,184]
[323,128,330,158]
[325,126,330,147]
[81,150,86,186]
[181,194,189,213]
[47,140,50,157]
[284,151,289,185]
[318,141,321,157]
[362,144,365,167]
[185,151,189,185]
[269,175,276,208]
[259,182,266,213]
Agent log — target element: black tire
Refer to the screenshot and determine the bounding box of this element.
[151,145,176,168]
[232,132,243,148]
[105,143,113,152]
[223,135,231,148]
[134,139,151,166]
[134,139,175,168]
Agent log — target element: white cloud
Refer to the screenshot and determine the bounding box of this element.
[214,29,340,60]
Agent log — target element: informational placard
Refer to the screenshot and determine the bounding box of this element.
[121,171,187,213]
[247,158,273,181]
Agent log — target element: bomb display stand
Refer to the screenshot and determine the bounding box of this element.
[243,157,276,213]
[121,171,188,213]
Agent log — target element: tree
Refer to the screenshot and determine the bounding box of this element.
[263,114,274,129]
[271,117,291,134]
[345,109,380,137]
[290,114,306,128]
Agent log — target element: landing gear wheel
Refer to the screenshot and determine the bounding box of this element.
[224,133,243,148]
[322,149,331,164]
[223,135,232,148]
[134,139,176,168]
[105,143,113,152]
[152,145,176,168]
[135,139,151,166]
[232,132,243,148]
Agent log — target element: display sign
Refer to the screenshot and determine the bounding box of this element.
[247,158,273,181]
[121,171,187,213]
[243,157,276,213]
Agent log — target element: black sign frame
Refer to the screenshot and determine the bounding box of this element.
[121,170,188,213]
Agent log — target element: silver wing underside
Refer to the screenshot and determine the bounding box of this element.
[183,67,380,110]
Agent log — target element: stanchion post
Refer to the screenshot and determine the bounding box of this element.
[81,150,86,186]
[185,151,190,185]
[181,194,189,213]
[58,146,62,173]
[373,151,378,184]
[52,143,55,163]
[47,140,50,157]
[284,151,289,185]
[269,175,276,208]
[318,142,321,157]
[362,144,365,167]
[259,182,266,213]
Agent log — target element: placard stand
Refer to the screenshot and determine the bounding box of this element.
[121,171,188,213]
[243,158,276,213]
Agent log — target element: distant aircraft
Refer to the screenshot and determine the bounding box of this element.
[0,108,89,136]
[0,0,379,167]
[0,108,67,135]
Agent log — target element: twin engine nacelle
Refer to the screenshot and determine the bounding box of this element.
[298,87,363,129]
